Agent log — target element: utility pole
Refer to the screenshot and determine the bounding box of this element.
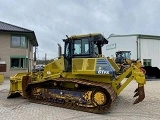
[45,53,47,65]
[33,47,37,70]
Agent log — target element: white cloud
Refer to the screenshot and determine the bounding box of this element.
[0,0,160,59]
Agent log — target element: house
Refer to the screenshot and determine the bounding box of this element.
[0,21,38,77]
[102,34,160,78]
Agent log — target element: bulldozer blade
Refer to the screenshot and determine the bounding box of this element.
[7,92,21,98]
[7,74,31,99]
[133,86,145,104]
[22,75,31,98]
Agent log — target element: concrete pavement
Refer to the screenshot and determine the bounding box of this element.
[0,79,160,120]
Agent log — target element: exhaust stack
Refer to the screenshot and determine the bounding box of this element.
[57,43,62,58]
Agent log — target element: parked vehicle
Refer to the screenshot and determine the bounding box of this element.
[32,64,45,72]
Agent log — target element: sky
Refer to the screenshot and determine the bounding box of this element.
[0,0,160,59]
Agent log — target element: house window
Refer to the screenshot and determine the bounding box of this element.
[10,56,28,69]
[11,36,28,48]
[143,59,151,66]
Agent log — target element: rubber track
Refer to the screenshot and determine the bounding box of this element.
[26,78,117,114]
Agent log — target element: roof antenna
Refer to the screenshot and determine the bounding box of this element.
[107,33,114,39]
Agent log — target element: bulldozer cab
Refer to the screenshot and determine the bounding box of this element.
[115,51,131,64]
[63,33,108,71]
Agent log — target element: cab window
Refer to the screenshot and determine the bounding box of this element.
[74,39,89,55]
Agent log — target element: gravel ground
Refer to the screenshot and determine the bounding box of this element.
[0,79,160,120]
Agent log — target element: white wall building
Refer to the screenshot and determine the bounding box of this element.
[102,34,160,69]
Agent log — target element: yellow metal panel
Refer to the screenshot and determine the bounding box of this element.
[43,57,64,77]
[0,73,4,84]
[61,72,112,83]
[10,80,22,92]
[52,62,58,69]
[70,33,101,39]
[72,58,84,71]
[72,58,97,75]
[73,71,95,75]
[43,73,61,80]
[86,59,96,70]
[8,72,29,96]
[107,57,120,73]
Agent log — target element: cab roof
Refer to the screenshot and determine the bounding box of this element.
[65,33,108,44]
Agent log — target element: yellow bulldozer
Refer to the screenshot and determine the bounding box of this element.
[115,50,146,74]
[7,33,146,114]
[114,51,133,72]
[115,51,132,64]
